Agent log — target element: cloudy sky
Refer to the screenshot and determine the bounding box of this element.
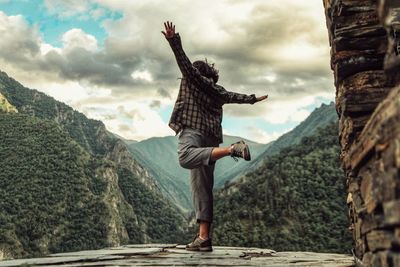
[0,0,333,143]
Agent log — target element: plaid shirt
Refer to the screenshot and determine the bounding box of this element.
[167,33,257,144]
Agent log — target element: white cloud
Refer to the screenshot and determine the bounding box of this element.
[40,43,61,55]
[36,81,94,104]
[263,72,277,83]
[0,1,334,95]
[0,12,40,61]
[44,0,91,18]
[261,95,317,124]
[246,127,290,144]
[131,70,153,83]
[82,102,173,141]
[62,29,98,52]
[0,0,335,141]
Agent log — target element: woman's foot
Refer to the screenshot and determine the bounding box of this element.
[185,234,213,252]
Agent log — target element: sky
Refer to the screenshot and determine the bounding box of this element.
[0,0,334,143]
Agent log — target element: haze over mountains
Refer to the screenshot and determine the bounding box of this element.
[125,135,267,211]
[0,70,350,259]
[126,102,337,211]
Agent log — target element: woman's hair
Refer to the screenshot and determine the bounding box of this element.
[192,59,219,83]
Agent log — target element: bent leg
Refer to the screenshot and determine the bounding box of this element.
[178,129,232,169]
[210,147,231,161]
[179,146,214,169]
[178,128,214,169]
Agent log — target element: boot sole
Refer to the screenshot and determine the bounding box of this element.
[186,246,213,252]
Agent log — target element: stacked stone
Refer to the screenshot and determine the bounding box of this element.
[323,0,400,266]
[378,0,400,83]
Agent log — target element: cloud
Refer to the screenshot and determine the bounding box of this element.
[245,126,290,144]
[131,69,153,83]
[62,28,98,52]
[0,1,333,99]
[92,103,172,141]
[95,0,333,95]
[223,92,332,125]
[157,88,171,99]
[0,12,40,63]
[0,0,335,140]
[149,100,161,108]
[0,12,151,91]
[44,0,91,18]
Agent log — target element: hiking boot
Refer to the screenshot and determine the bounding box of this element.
[185,234,213,252]
[230,140,251,161]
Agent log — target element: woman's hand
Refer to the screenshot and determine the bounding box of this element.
[256,95,268,102]
[162,21,175,39]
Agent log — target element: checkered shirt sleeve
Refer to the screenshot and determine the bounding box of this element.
[167,33,257,105]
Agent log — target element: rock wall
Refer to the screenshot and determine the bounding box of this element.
[323,0,400,266]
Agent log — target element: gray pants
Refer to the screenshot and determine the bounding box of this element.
[177,128,219,223]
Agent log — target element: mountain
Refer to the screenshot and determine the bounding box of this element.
[126,136,191,212]
[212,122,352,253]
[0,71,162,191]
[225,102,338,186]
[216,103,337,188]
[0,71,187,259]
[125,102,337,210]
[261,102,337,156]
[214,135,269,187]
[125,135,266,211]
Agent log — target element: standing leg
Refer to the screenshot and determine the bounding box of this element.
[199,221,211,240]
[188,150,216,250]
[190,160,216,226]
[190,134,219,242]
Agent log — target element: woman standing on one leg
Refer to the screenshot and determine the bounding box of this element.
[162,21,268,252]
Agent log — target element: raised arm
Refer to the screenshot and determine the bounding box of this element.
[213,85,256,104]
[162,21,268,105]
[162,21,214,89]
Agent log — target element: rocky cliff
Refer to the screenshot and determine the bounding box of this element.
[323,0,400,265]
[0,93,17,113]
[0,71,158,193]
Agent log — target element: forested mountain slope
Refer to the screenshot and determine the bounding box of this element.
[224,102,338,187]
[213,122,352,253]
[0,72,187,259]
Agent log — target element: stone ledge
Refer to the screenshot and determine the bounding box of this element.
[0,244,354,267]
